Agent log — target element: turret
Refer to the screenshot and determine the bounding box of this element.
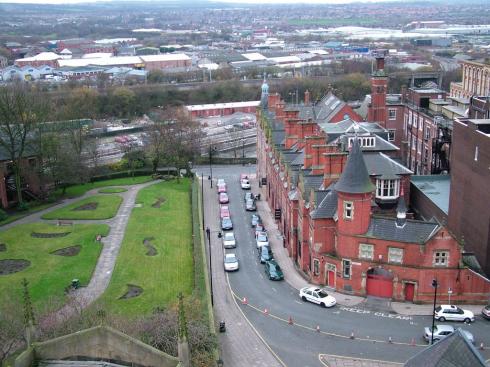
[335,138,374,235]
[261,75,269,110]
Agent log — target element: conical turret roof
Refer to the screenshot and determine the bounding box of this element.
[335,138,375,194]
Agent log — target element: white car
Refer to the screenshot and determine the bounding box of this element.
[217,178,226,186]
[224,253,239,271]
[434,305,475,323]
[299,287,336,308]
[222,232,236,249]
[240,179,251,189]
[256,232,269,248]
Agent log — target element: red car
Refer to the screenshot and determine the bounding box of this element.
[218,184,227,193]
[220,205,230,218]
[219,192,229,204]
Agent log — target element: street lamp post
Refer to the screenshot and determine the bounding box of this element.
[209,145,213,188]
[431,279,438,345]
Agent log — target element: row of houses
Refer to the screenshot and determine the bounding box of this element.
[256,58,490,302]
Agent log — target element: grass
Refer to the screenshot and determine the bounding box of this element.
[99,187,128,194]
[56,176,153,198]
[98,179,193,315]
[0,222,110,308]
[42,195,123,220]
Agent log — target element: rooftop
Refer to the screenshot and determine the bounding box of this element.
[411,175,450,215]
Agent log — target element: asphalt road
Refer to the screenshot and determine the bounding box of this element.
[195,165,490,366]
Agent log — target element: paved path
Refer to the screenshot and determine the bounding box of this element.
[202,178,283,367]
[3,181,159,321]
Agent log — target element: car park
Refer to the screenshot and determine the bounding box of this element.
[222,232,236,249]
[221,217,233,230]
[482,305,490,320]
[265,260,284,281]
[256,232,269,248]
[299,287,336,308]
[259,245,273,263]
[219,192,229,204]
[423,325,475,344]
[434,305,475,323]
[220,205,230,218]
[251,214,262,227]
[245,198,256,211]
[224,253,239,271]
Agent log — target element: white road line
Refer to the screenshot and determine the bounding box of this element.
[272,287,277,292]
[295,300,302,305]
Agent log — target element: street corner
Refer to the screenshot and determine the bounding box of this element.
[319,354,403,367]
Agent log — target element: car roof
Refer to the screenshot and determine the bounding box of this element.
[435,325,455,332]
[225,253,236,259]
[224,232,234,237]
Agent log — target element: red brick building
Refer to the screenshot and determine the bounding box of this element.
[257,91,490,303]
[448,118,490,276]
[185,101,260,118]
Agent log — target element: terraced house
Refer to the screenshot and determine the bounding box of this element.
[256,83,490,303]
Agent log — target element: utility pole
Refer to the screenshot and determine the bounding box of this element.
[431,279,438,345]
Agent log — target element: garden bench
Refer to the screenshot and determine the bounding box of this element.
[58,220,73,226]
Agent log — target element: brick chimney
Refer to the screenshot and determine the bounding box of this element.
[321,149,348,188]
[285,119,300,149]
[268,93,280,110]
[304,136,327,170]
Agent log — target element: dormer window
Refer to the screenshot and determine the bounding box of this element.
[376,179,400,200]
[348,136,375,148]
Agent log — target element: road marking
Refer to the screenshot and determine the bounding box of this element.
[339,306,413,321]
[272,287,277,292]
[295,300,302,305]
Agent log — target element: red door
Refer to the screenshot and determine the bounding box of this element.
[366,268,393,298]
[404,283,415,302]
[327,271,335,287]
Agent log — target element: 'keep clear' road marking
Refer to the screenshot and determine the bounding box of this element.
[339,306,412,321]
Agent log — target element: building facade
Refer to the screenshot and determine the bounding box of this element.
[450,60,490,99]
[257,89,490,303]
[448,118,490,275]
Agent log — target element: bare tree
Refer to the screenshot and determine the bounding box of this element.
[0,83,49,205]
[0,298,25,363]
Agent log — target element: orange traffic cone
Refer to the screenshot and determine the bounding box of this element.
[288,316,294,325]
[350,330,355,339]
[242,297,248,305]
[263,308,269,315]
[411,338,416,346]
[316,325,320,332]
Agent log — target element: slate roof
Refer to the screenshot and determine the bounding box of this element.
[272,130,286,145]
[336,134,399,152]
[291,150,305,166]
[319,119,386,141]
[364,217,439,244]
[335,139,375,194]
[311,189,338,219]
[404,329,487,367]
[364,152,412,179]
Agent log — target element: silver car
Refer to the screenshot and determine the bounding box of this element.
[224,253,239,271]
[423,325,474,344]
[222,232,236,249]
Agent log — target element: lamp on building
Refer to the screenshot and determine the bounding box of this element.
[431,278,438,345]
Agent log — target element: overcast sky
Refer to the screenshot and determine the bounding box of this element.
[0,0,400,4]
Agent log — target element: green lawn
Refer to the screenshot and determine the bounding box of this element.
[0,202,56,227]
[98,179,193,315]
[0,222,110,308]
[42,195,123,220]
[56,176,153,198]
[99,187,128,194]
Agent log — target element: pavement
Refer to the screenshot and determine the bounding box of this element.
[253,178,485,317]
[202,177,283,367]
[319,355,402,367]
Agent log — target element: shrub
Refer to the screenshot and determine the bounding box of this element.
[17,202,30,211]
[0,208,8,221]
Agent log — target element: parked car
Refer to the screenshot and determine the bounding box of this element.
[219,192,229,204]
[255,224,265,238]
[220,205,230,218]
[256,232,269,248]
[299,287,336,308]
[482,305,490,320]
[251,214,262,227]
[224,253,239,271]
[240,178,251,189]
[217,184,227,193]
[265,260,284,281]
[244,192,254,202]
[423,325,475,344]
[221,217,233,230]
[245,198,256,211]
[217,179,226,186]
[259,245,273,263]
[434,305,475,323]
[222,232,236,249]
